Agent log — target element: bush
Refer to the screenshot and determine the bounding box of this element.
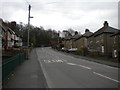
[76,50,83,55]
[88,51,99,57]
[76,47,88,56]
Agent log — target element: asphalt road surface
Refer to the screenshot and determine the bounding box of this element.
[36,47,119,88]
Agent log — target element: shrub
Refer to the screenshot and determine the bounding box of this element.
[76,47,88,56]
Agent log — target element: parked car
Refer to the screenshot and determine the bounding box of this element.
[61,47,68,52]
[68,48,77,52]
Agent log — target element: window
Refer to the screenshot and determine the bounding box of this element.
[102,46,104,53]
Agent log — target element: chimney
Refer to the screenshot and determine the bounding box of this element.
[0,18,3,24]
[11,21,16,31]
[75,31,78,35]
[85,29,89,33]
[103,21,109,27]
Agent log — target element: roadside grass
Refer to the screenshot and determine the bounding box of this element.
[87,55,118,63]
[52,48,119,63]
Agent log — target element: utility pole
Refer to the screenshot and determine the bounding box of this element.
[27,4,33,58]
[28,4,31,47]
[118,1,120,63]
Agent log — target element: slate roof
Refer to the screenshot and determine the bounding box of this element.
[71,34,81,39]
[94,26,119,37]
[82,31,93,37]
[110,30,120,37]
[64,35,72,40]
[75,31,93,41]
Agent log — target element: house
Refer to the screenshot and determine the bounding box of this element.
[0,19,2,49]
[0,19,23,50]
[90,21,119,57]
[111,30,120,58]
[75,29,93,51]
[0,19,9,50]
[63,33,72,49]
[6,27,15,49]
[87,33,95,51]
[14,34,23,47]
[70,31,80,49]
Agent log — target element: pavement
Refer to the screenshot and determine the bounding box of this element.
[2,47,120,88]
[3,49,48,88]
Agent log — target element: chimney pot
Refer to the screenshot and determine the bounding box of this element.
[104,21,109,27]
[85,29,89,32]
[75,31,78,35]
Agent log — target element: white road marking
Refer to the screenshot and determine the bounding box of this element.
[43,60,64,63]
[43,60,48,63]
[79,59,118,70]
[51,60,56,62]
[76,64,91,70]
[93,72,120,83]
[67,63,77,65]
[56,60,64,63]
[67,63,91,70]
[38,60,52,88]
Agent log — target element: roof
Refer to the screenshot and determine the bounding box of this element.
[75,31,93,41]
[111,30,120,37]
[71,34,81,39]
[7,27,15,35]
[64,35,72,40]
[94,26,119,37]
[0,24,7,32]
[82,31,93,37]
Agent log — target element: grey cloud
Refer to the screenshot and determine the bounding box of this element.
[0,0,118,33]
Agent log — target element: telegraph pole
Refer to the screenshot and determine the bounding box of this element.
[118,1,120,63]
[28,4,31,47]
[27,4,33,59]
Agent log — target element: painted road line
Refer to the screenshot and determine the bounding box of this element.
[43,60,64,63]
[81,59,118,70]
[67,63,77,66]
[56,60,63,62]
[43,60,51,63]
[93,72,120,83]
[67,63,91,70]
[38,60,52,88]
[77,64,91,70]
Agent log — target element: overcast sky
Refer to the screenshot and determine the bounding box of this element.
[0,0,119,34]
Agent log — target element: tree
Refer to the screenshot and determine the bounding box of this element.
[68,28,75,36]
[31,36,36,47]
[5,21,59,47]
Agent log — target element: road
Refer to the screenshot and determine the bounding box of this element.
[36,47,119,88]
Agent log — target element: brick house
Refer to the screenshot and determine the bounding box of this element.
[70,31,80,48]
[1,23,15,50]
[90,21,119,56]
[111,30,120,58]
[0,19,22,50]
[7,27,15,49]
[87,33,95,51]
[63,34,72,49]
[75,29,93,51]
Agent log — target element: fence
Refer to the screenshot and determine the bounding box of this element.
[2,53,26,83]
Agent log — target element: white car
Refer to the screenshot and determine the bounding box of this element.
[62,47,68,51]
[68,48,77,52]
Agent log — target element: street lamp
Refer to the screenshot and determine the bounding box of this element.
[27,4,33,58]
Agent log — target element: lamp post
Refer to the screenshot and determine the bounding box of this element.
[118,1,120,63]
[27,4,33,59]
